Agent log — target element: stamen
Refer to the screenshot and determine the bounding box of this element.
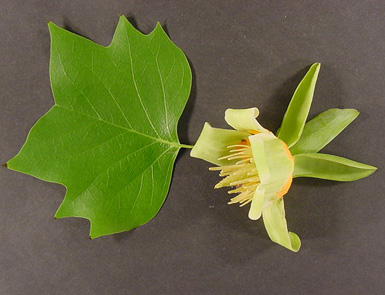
[227,144,250,149]
[243,183,259,189]
[230,176,259,186]
[209,138,259,208]
[228,187,246,194]
[239,199,252,207]
[247,171,258,176]
[229,190,253,204]
[209,164,247,171]
[236,159,251,165]
[218,152,244,160]
[227,154,251,160]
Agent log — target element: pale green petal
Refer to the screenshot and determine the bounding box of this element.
[262,198,301,252]
[190,122,249,166]
[290,108,359,155]
[293,153,377,181]
[248,133,295,239]
[225,108,268,133]
[277,63,321,148]
[248,135,271,182]
[249,133,294,195]
[248,187,265,220]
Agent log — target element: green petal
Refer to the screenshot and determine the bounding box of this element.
[190,122,249,166]
[262,198,301,252]
[290,108,359,155]
[249,135,271,182]
[249,133,294,195]
[293,153,377,181]
[277,63,321,148]
[248,186,265,220]
[225,108,268,133]
[248,133,294,225]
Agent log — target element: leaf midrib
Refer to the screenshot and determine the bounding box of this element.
[55,104,188,149]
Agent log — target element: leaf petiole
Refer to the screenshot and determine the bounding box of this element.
[178,143,194,149]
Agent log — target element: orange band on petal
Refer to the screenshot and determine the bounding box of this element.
[277,175,293,198]
[248,129,261,135]
[281,140,294,163]
[276,141,294,198]
[237,130,260,146]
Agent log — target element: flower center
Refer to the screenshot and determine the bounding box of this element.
[209,137,259,207]
[209,130,294,207]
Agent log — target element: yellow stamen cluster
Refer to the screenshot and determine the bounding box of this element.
[209,143,260,207]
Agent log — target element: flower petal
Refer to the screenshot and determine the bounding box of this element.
[248,135,271,182]
[249,133,294,196]
[225,108,269,133]
[190,122,249,166]
[262,198,301,252]
[248,186,265,220]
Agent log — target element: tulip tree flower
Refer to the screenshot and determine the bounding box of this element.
[190,63,377,252]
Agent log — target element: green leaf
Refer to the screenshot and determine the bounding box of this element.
[293,153,377,181]
[290,108,359,155]
[7,16,192,238]
[277,63,321,148]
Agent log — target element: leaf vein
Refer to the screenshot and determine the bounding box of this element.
[56,33,133,129]
[55,105,183,148]
[125,29,162,139]
[74,141,162,204]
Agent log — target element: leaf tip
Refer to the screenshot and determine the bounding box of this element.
[1,162,7,168]
[308,63,321,77]
[361,165,377,179]
[47,21,59,33]
[119,14,127,21]
[312,63,321,75]
[154,21,167,35]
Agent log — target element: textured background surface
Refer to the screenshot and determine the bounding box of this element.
[1,1,384,294]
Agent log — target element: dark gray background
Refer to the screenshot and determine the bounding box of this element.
[1,1,384,294]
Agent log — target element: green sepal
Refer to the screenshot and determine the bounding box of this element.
[293,153,377,181]
[290,108,359,155]
[277,63,321,148]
